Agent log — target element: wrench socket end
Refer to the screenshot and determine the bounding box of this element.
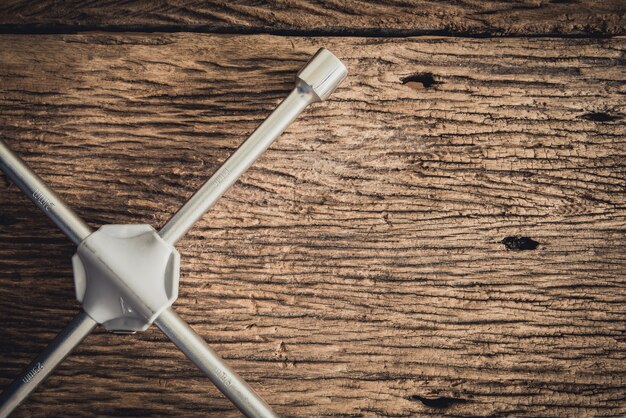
[296,48,348,102]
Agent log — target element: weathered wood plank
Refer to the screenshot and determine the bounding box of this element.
[0,34,625,417]
[0,1,624,36]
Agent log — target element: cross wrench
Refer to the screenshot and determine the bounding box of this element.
[0,48,347,417]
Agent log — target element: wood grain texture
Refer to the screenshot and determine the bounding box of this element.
[0,0,625,36]
[0,33,625,417]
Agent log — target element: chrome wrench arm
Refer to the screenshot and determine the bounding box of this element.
[156,309,276,418]
[159,83,314,245]
[0,311,96,418]
[159,48,347,245]
[0,139,91,245]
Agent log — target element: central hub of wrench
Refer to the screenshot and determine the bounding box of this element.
[72,225,180,332]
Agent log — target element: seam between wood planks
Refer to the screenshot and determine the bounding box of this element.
[0,24,621,39]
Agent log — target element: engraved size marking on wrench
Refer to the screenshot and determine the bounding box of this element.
[22,362,44,384]
[32,188,55,211]
[210,168,230,188]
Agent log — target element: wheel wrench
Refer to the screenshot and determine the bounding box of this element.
[0,48,347,417]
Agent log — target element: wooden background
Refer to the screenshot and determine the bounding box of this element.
[0,2,625,417]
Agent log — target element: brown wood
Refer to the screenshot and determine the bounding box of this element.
[0,33,625,417]
[0,0,624,36]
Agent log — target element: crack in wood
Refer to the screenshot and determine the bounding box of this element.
[401,73,440,90]
[408,395,469,408]
[582,112,622,122]
[501,236,540,251]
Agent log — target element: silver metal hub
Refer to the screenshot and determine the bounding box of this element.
[72,224,180,332]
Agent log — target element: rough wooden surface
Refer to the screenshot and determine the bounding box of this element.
[0,33,625,417]
[0,0,625,36]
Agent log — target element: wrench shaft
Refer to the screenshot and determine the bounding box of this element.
[0,139,91,245]
[0,311,97,418]
[155,308,277,418]
[159,83,315,245]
